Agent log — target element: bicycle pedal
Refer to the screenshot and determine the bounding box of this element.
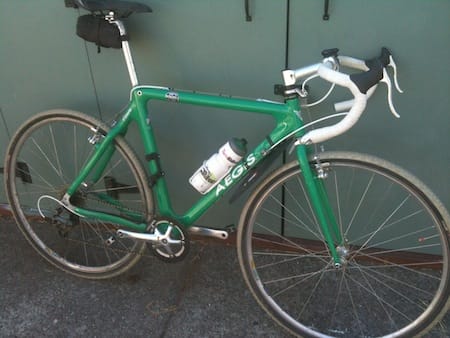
[225,224,236,233]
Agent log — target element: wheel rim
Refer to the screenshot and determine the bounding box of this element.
[241,157,449,337]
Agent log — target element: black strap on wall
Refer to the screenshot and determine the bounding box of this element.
[0,107,11,141]
[323,0,331,20]
[0,107,12,177]
[245,0,252,21]
[78,9,104,121]
[245,0,331,23]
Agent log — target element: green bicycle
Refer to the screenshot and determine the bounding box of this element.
[4,1,449,337]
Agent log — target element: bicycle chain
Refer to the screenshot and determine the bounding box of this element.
[55,193,157,259]
[85,191,149,220]
[53,192,192,261]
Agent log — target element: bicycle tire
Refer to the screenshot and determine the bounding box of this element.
[237,151,450,337]
[4,109,153,279]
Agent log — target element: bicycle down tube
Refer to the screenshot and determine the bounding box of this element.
[64,86,343,260]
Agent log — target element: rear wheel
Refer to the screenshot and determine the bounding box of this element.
[237,151,450,337]
[4,110,153,279]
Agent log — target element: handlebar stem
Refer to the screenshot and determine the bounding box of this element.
[282,63,321,86]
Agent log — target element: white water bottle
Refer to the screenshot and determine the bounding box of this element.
[189,138,247,194]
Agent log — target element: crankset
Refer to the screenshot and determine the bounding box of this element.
[117,218,190,263]
[149,219,190,262]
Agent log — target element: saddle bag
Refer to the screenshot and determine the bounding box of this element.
[76,14,124,49]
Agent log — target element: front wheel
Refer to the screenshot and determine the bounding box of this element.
[237,151,450,337]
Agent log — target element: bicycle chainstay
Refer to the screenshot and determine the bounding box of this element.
[48,192,154,258]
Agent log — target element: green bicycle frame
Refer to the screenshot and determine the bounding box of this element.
[66,86,343,264]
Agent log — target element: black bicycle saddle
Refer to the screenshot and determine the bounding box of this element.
[65,0,152,16]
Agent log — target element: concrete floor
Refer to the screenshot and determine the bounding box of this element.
[1,217,448,337]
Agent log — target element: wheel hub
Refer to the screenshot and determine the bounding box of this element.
[336,245,350,267]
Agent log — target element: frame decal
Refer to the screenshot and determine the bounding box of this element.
[165,91,179,102]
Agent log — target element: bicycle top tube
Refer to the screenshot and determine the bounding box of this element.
[131,86,290,116]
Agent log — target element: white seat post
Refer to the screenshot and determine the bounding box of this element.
[109,15,139,87]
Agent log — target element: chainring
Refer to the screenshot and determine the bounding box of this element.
[148,219,190,263]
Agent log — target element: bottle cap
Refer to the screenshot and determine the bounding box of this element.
[229,138,247,156]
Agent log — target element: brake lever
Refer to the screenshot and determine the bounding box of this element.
[380,68,400,118]
[388,55,404,93]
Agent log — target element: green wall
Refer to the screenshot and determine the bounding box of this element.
[1,0,448,228]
